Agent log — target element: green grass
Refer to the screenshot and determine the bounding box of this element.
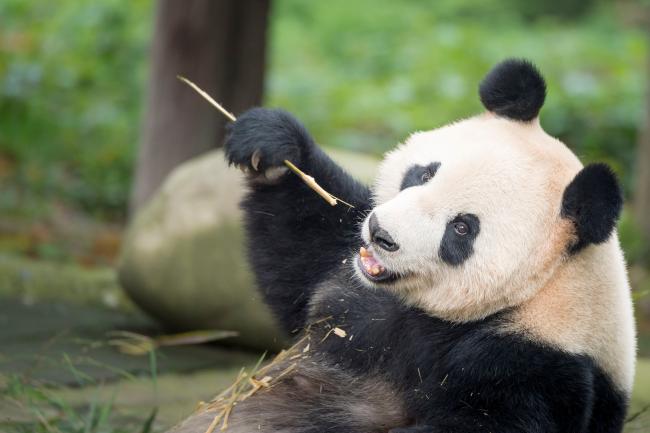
[0,354,159,433]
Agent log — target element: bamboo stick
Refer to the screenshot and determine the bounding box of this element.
[178,76,353,208]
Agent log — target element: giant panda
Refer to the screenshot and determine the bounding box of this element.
[170,59,636,433]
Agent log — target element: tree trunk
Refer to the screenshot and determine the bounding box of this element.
[131,0,270,210]
[635,30,650,241]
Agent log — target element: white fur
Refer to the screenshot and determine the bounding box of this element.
[506,236,636,392]
[355,113,636,392]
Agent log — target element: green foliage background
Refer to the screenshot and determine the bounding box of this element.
[0,0,150,219]
[269,0,645,183]
[0,0,646,220]
[1,2,649,430]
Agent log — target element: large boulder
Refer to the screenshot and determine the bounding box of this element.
[118,149,377,350]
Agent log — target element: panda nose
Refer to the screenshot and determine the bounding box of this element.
[369,213,399,252]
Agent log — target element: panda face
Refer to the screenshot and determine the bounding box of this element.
[353,60,624,323]
[354,114,583,322]
[351,59,631,393]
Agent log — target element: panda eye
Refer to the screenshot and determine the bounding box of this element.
[453,222,469,236]
[400,162,441,191]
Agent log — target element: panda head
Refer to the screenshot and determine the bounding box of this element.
[355,59,623,322]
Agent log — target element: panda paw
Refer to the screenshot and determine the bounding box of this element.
[224,107,314,183]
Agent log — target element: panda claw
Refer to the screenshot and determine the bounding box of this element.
[251,149,262,171]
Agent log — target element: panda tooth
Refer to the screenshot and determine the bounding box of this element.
[360,247,371,257]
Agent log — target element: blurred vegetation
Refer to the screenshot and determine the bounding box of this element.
[269,0,645,190]
[1,2,650,431]
[0,0,647,261]
[0,0,150,221]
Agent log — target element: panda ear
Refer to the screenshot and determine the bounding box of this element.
[479,58,546,122]
[561,163,623,253]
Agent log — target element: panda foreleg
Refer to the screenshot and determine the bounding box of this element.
[224,108,372,333]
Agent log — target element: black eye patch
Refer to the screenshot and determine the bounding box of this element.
[439,214,480,266]
[400,162,441,191]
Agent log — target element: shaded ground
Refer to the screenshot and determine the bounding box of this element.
[0,297,259,431]
[0,255,260,431]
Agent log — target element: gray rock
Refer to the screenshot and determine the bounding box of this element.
[118,149,377,350]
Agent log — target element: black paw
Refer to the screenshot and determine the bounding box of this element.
[224,108,313,183]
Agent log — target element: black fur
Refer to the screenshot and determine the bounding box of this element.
[439,213,480,266]
[400,162,441,191]
[561,163,623,253]
[479,58,546,121]
[224,108,372,333]
[225,108,306,172]
[225,108,627,433]
[308,274,628,433]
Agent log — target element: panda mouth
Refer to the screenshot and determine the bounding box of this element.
[357,246,400,283]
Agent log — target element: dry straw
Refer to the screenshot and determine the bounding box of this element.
[197,335,309,433]
[185,315,341,432]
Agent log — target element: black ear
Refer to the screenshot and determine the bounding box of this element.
[479,58,546,121]
[561,163,623,253]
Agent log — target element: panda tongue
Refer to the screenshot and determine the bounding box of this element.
[359,247,385,276]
